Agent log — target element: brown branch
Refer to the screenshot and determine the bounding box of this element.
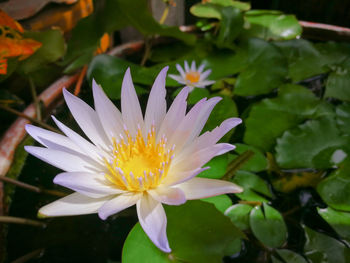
[0,104,60,134]
[0,175,66,197]
[0,216,46,228]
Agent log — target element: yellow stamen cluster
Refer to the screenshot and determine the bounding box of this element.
[185,71,200,83]
[104,125,174,192]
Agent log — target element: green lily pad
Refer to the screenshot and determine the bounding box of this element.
[336,103,350,134]
[231,144,267,172]
[272,249,308,263]
[274,39,327,82]
[234,38,287,96]
[190,0,250,19]
[225,204,253,230]
[199,154,229,179]
[318,207,350,241]
[244,84,322,151]
[249,203,287,248]
[232,170,272,201]
[325,71,350,102]
[275,117,347,169]
[317,160,350,212]
[304,225,350,263]
[216,6,244,47]
[122,200,243,263]
[243,10,302,40]
[201,195,232,213]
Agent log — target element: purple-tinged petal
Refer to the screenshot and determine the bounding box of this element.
[39,192,108,217]
[137,194,171,253]
[157,86,190,142]
[176,64,186,78]
[63,89,109,149]
[54,172,124,198]
[24,146,97,173]
[92,79,124,141]
[121,68,144,137]
[161,167,209,186]
[173,143,235,171]
[148,186,186,205]
[98,192,141,220]
[144,67,168,133]
[177,177,243,199]
[25,124,80,153]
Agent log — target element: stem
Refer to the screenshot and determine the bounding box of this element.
[0,175,66,197]
[11,248,44,263]
[0,216,46,228]
[0,104,61,134]
[74,65,88,96]
[238,200,262,206]
[159,5,170,24]
[222,150,255,181]
[140,37,152,66]
[28,77,41,121]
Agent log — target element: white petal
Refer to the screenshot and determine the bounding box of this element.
[98,192,141,220]
[52,116,105,162]
[173,143,235,171]
[198,118,241,146]
[184,60,190,72]
[92,79,124,141]
[169,97,222,153]
[178,118,242,159]
[157,86,190,142]
[197,63,206,73]
[161,167,209,186]
[197,80,215,87]
[54,172,124,198]
[144,67,168,133]
[121,68,144,137]
[25,146,96,173]
[63,89,109,149]
[200,69,212,81]
[168,74,186,84]
[177,177,243,199]
[191,61,196,71]
[148,186,186,205]
[25,124,81,153]
[176,64,186,78]
[137,194,171,253]
[39,192,108,217]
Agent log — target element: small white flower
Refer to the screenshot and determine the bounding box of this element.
[169,60,215,90]
[25,67,242,253]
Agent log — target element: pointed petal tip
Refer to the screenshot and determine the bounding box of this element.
[98,212,108,220]
[37,211,48,219]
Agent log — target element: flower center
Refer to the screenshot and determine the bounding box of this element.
[185,71,200,83]
[104,126,174,192]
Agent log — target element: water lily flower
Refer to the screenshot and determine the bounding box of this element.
[25,67,242,253]
[169,60,215,90]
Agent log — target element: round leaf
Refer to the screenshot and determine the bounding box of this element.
[244,11,302,40]
[318,207,350,241]
[201,195,232,213]
[272,249,308,263]
[225,204,253,231]
[232,144,267,172]
[250,203,287,248]
[232,171,272,201]
[234,38,287,96]
[122,201,243,263]
[304,225,350,263]
[276,117,347,169]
